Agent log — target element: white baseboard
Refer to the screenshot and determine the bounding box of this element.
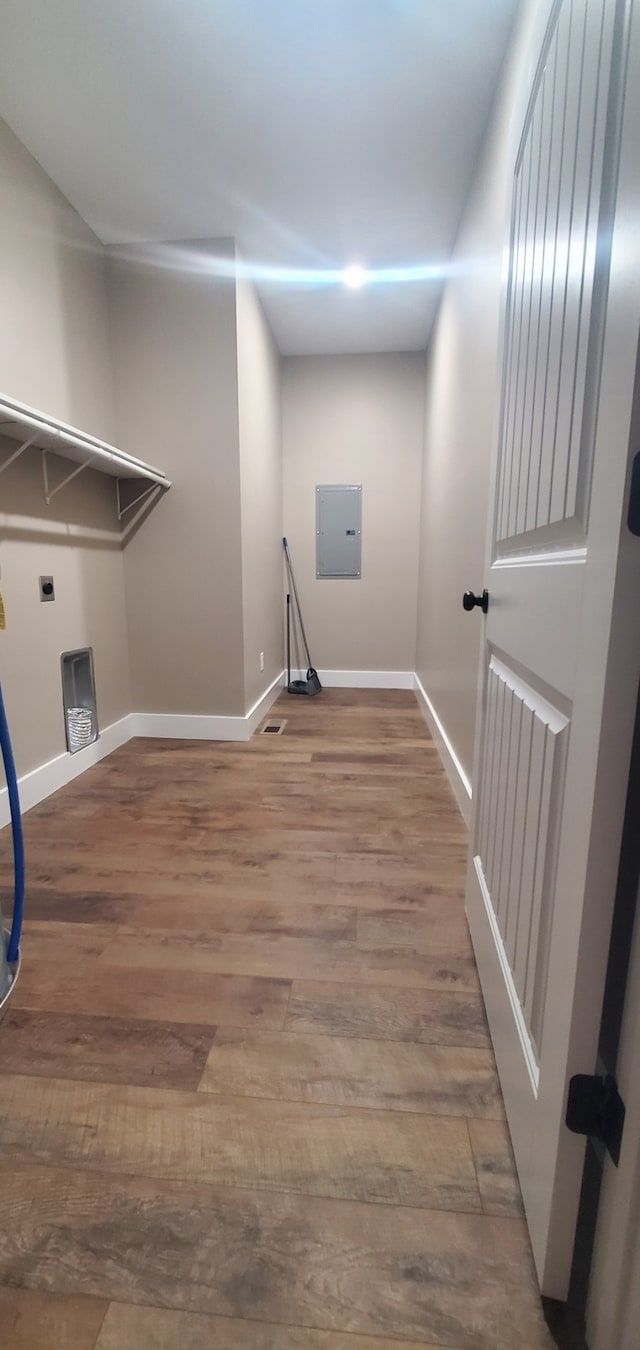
[0,675,286,827]
[289,668,414,689]
[413,673,472,825]
[132,670,286,744]
[0,713,135,829]
[244,670,287,735]
[1,671,474,831]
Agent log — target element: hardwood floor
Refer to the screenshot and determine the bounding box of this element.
[0,689,552,1348]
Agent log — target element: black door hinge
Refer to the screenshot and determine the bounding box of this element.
[566,1073,626,1166]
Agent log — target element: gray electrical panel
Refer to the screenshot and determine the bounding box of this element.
[316,484,362,578]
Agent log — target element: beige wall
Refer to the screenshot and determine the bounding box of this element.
[0,1,543,778]
[0,457,131,775]
[282,353,424,673]
[236,274,283,709]
[0,119,114,440]
[107,240,246,716]
[416,2,539,783]
[0,117,131,777]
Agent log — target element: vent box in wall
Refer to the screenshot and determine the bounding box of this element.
[61,648,99,754]
[316,484,362,578]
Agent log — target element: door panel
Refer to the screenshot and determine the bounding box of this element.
[466,0,640,1298]
[496,0,615,549]
[475,656,568,1079]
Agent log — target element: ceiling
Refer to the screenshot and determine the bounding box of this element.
[0,0,520,356]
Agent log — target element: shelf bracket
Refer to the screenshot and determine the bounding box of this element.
[116,478,162,521]
[0,429,39,476]
[42,448,92,505]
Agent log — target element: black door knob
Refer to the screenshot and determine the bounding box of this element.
[462,589,489,614]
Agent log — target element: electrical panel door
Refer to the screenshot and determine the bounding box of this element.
[316,484,362,578]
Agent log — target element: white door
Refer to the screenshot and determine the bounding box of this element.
[466,0,640,1300]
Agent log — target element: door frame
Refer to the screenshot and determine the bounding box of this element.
[586,860,640,1348]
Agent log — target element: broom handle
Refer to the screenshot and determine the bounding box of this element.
[286,593,291,686]
[283,538,313,669]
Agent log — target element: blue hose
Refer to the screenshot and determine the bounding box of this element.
[0,682,24,963]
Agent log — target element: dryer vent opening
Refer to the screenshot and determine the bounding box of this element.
[61,648,99,754]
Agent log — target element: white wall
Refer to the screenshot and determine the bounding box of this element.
[416,0,543,785]
[283,353,424,674]
[0,119,114,440]
[0,117,131,777]
[236,274,283,709]
[107,240,246,717]
[0,0,543,780]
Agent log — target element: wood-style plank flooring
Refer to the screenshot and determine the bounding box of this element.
[0,690,553,1349]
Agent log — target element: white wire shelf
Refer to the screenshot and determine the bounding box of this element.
[0,393,171,518]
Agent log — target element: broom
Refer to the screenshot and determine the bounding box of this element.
[283,538,322,696]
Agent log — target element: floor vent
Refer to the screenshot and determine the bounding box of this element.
[260,718,287,735]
